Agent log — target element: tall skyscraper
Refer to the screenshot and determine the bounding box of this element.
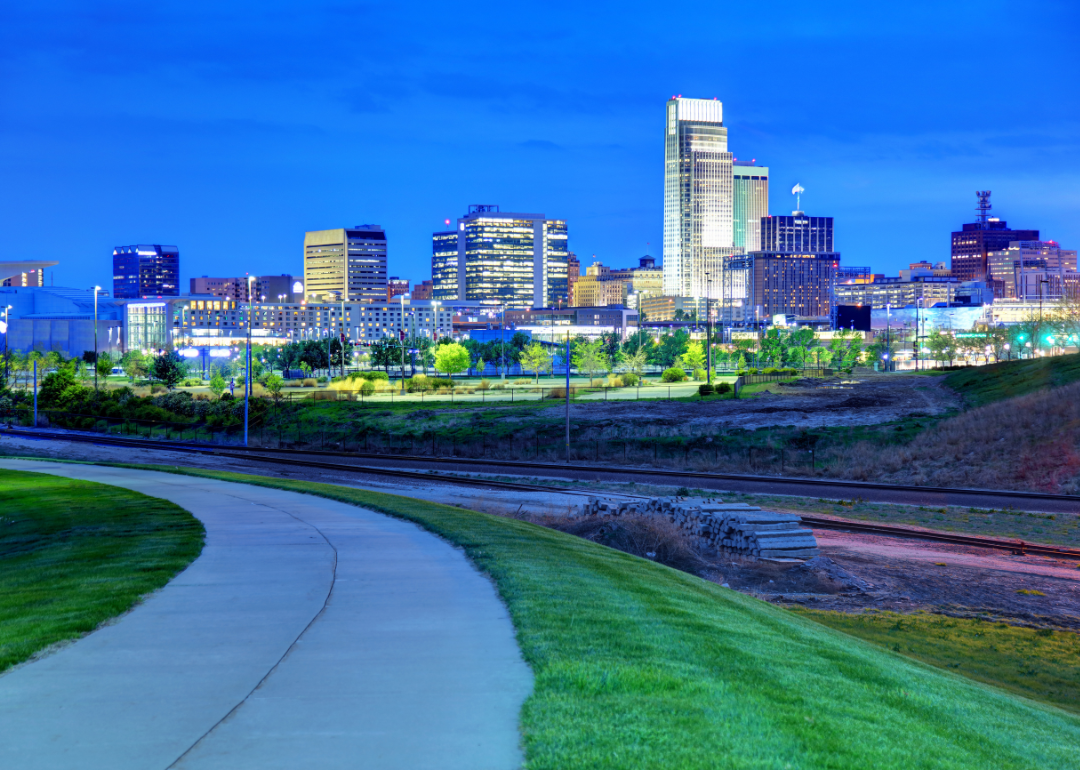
[663,97,735,299]
[112,245,179,299]
[430,205,568,308]
[951,192,1038,283]
[303,226,387,302]
[733,162,769,252]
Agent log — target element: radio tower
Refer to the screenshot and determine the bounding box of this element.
[976,191,992,227]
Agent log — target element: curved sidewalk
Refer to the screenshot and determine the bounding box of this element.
[0,460,532,770]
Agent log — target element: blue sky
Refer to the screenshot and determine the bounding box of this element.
[2,0,1077,292]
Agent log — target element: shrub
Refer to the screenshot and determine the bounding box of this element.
[513,378,532,386]
[477,379,492,391]
[549,386,578,399]
[360,380,376,396]
[349,370,389,382]
[180,378,203,387]
[302,378,317,388]
[661,367,687,383]
[715,382,733,394]
[622,372,639,387]
[151,384,167,394]
[692,368,706,381]
[698,383,715,396]
[763,367,780,375]
[317,376,329,384]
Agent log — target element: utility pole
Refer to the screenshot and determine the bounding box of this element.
[399,294,407,393]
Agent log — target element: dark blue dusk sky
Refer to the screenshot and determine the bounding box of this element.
[2,1,1078,293]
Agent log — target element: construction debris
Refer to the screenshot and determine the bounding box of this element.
[581,496,820,559]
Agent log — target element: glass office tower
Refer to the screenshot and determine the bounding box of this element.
[430,205,568,308]
[663,97,735,299]
[112,245,180,299]
[733,162,769,253]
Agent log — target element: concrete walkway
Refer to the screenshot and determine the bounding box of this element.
[0,460,532,770]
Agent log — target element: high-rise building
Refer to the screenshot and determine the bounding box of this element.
[410,279,434,300]
[760,214,834,253]
[190,275,304,303]
[387,277,410,302]
[112,245,179,299]
[987,241,1077,299]
[663,97,736,299]
[303,226,387,303]
[733,162,769,252]
[951,192,1038,283]
[429,205,568,308]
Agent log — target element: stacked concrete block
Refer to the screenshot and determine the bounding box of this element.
[581,496,819,559]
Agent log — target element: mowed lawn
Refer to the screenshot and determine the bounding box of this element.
[127,465,1080,770]
[0,468,204,672]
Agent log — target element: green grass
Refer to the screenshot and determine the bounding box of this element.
[792,609,1080,715]
[104,463,1080,768]
[0,469,204,673]
[945,353,1080,407]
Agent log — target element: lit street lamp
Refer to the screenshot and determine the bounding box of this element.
[93,286,101,390]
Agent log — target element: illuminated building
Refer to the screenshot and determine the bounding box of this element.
[429,205,568,308]
[986,241,1077,299]
[303,226,387,302]
[950,192,1038,283]
[733,162,769,252]
[189,275,304,303]
[663,97,736,298]
[387,276,410,302]
[112,244,179,299]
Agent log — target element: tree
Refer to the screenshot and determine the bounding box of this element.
[681,341,706,372]
[510,331,530,350]
[209,372,227,397]
[926,329,956,366]
[653,330,689,368]
[572,340,609,380]
[434,342,470,381]
[121,350,147,382]
[619,346,649,378]
[95,351,114,382]
[150,352,186,389]
[263,373,284,401]
[520,342,551,383]
[598,331,621,362]
[369,337,401,376]
[621,329,653,356]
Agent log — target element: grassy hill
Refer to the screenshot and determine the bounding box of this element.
[945,354,1080,407]
[131,464,1080,769]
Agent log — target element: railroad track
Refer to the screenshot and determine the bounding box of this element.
[5,427,1080,561]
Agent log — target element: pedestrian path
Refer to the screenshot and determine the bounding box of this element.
[0,460,532,770]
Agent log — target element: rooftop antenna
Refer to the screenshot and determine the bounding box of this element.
[791,183,805,213]
[976,191,992,226]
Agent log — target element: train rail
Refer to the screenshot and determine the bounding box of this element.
[4,426,1080,560]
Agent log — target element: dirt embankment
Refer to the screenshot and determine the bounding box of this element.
[539,374,960,434]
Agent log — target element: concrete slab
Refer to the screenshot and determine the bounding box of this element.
[0,460,532,770]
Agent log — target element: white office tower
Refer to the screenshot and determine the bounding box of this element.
[663,97,735,299]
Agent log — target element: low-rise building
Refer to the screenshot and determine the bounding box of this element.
[638,295,707,322]
[1,286,123,358]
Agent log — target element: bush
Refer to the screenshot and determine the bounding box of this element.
[302,378,317,387]
[698,383,715,396]
[513,378,532,386]
[763,367,780,375]
[317,376,329,384]
[180,378,203,387]
[622,372,639,387]
[692,368,706,381]
[360,380,376,396]
[348,370,389,382]
[661,367,687,383]
[477,379,492,390]
[549,386,579,399]
[715,382,733,394]
[150,384,167,394]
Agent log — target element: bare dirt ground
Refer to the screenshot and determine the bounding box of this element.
[5,433,1078,631]
[542,373,961,432]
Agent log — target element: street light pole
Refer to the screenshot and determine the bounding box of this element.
[399,294,407,394]
[245,275,254,447]
[705,271,713,385]
[93,286,101,390]
[3,305,12,383]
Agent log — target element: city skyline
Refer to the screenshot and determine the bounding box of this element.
[1,1,1077,292]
